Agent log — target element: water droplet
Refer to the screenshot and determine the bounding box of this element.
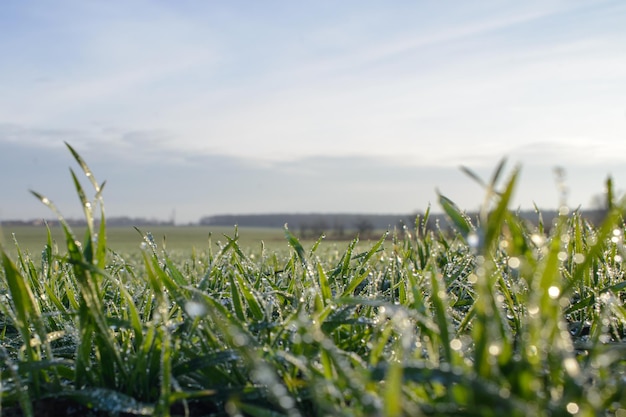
[184,300,207,318]
[488,344,501,356]
[531,234,546,247]
[557,251,568,261]
[566,402,579,414]
[233,332,248,347]
[548,286,560,299]
[508,257,521,269]
[572,253,585,264]
[563,357,580,377]
[278,396,295,409]
[467,232,480,249]
[450,339,462,351]
[41,197,50,205]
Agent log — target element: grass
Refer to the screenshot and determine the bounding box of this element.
[1,143,626,416]
[2,225,289,257]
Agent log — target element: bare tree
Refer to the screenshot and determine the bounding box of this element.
[354,217,374,239]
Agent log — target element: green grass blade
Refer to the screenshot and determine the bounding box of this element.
[438,193,472,238]
[236,272,264,321]
[230,272,246,321]
[65,142,101,193]
[284,224,307,268]
[428,268,452,364]
[317,263,332,305]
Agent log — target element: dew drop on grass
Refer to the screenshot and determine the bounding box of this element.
[508,257,521,269]
[531,234,546,247]
[233,332,248,347]
[563,357,580,377]
[488,343,501,356]
[449,339,462,351]
[566,402,579,414]
[184,300,207,318]
[467,232,480,250]
[572,253,585,264]
[548,286,561,299]
[528,305,539,316]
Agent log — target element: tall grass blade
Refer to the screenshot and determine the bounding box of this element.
[437,193,472,238]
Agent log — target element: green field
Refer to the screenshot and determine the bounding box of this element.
[1,225,289,257]
[1,146,626,416]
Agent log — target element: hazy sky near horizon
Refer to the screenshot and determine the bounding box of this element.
[1,1,626,223]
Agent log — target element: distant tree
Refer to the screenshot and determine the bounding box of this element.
[332,219,345,239]
[310,218,328,238]
[354,217,374,239]
[299,223,309,239]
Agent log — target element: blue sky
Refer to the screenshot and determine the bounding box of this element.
[1,1,625,223]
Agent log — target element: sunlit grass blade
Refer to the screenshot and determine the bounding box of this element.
[483,166,519,253]
[284,224,307,268]
[236,272,264,321]
[317,263,332,305]
[437,192,472,238]
[428,267,453,364]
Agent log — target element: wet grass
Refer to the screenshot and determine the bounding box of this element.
[1,143,626,416]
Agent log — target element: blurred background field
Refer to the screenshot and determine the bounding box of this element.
[0,225,291,257]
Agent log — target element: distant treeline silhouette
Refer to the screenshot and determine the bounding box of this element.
[2,209,608,236]
[199,209,608,238]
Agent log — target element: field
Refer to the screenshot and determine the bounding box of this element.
[1,225,290,258]
[1,145,626,416]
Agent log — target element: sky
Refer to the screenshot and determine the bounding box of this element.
[1,1,626,224]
